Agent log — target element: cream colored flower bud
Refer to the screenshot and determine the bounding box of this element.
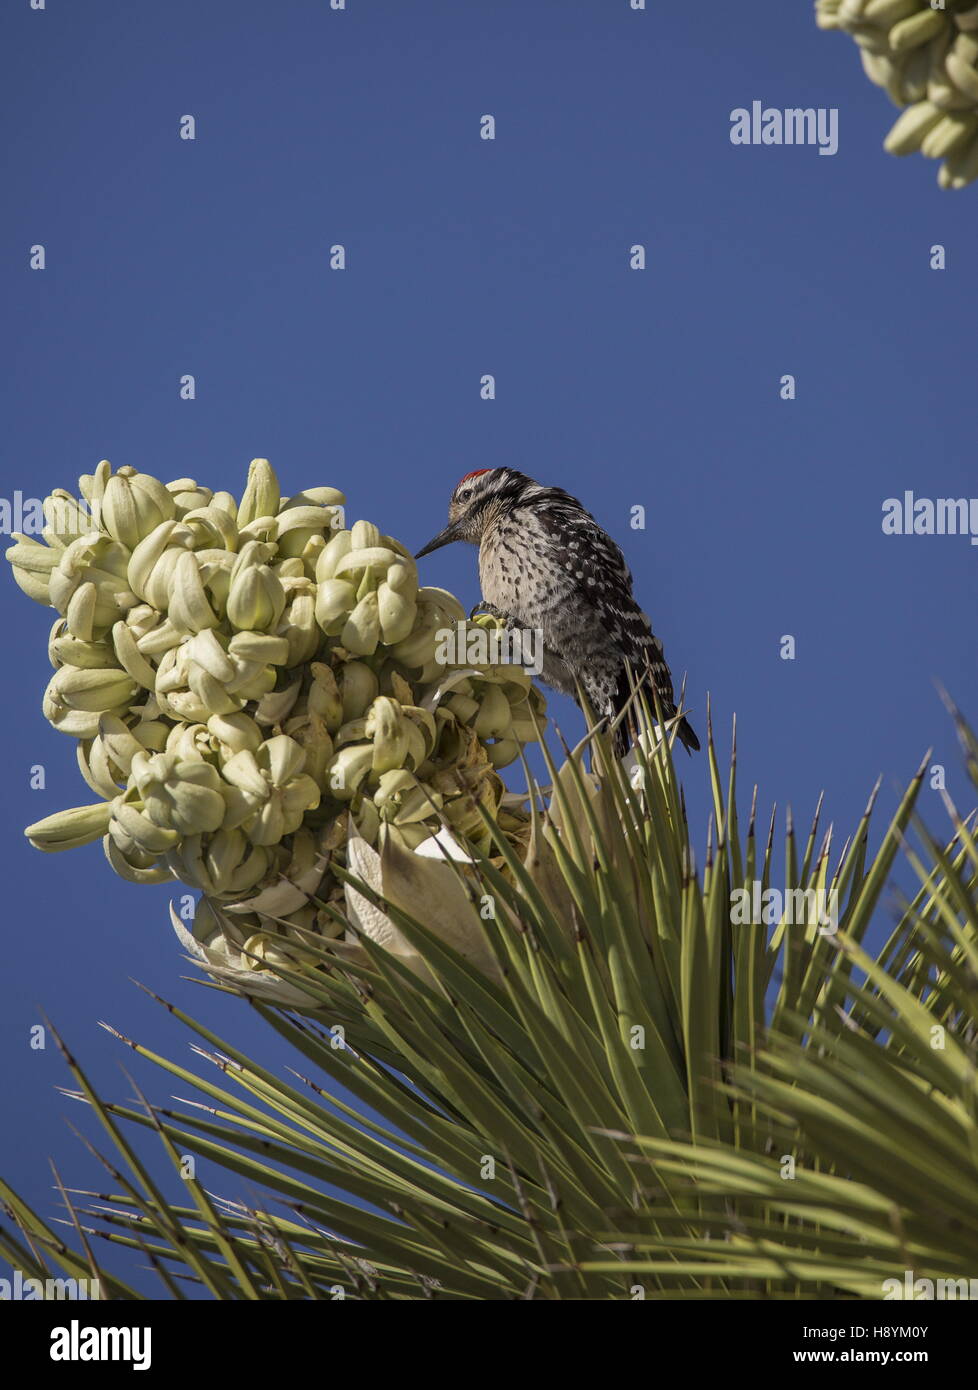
[111,620,158,690]
[335,716,367,747]
[495,666,533,699]
[126,520,185,601]
[186,663,245,717]
[237,458,281,528]
[77,735,123,799]
[228,631,289,665]
[130,750,227,835]
[333,546,400,584]
[46,665,138,715]
[48,538,136,632]
[278,520,343,561]
[6,534,59,605]
[373,770,442,825]
[282,486,345,511]
[38,526,66,555]
[298,534,325,579]
[401,704,438,760]
[306,662,344,731]
[165,479,215,516]
[185,628,236,683]
[169,551,220,633]
[220,735,321,845]
[180,505,238,552]
[280,903,317,937]
[25,801,114,852]
[226,563,286,632]
[273,504,338,552]
[473,682,512,738]
[143,544,194,615]
[241,932,315,974]
[350,520,381,550]
[376,581,416,644]
[112,796,182,854]
[420,586,467,624]
[385,558,418,597]
[282,592,319,666]
[225,660,277,701]
[231,538,276,574]
[241,794,300,847]
[338,660,379,722]
[222,824,326,916]
[315,529,353,580]
[203,828,254,888]
[103,833,173,884]
[157,722,204,762]
[341,590,381,656]
[355,797,381,844]
[123,602,160,638]
[96,713,149,774]
[166,829,271,897]
[156,655,235,724]
[282,711,333,790]
[105,804,147,857]
[101,466,177,550]
[315,577,356,634]
[486,737,519,769]
[154,645,187,695]
[388,605,441,670]
[42,490,93,546]
[132,718,169,751]
[59,532,131,585]
[134,615,186,658]
[77,459,111,509]
[445,691,480,724]
[402,718,429,771]
[48,619,116,671]
[263,733,307,786]
[207,711,264,758]
[253,676,302,725]
[325,744,374,800]
[196,550,235,615]
[64,582,102,642]
[365,696,409,773]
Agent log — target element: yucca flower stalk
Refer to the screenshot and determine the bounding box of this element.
[817,0,978,188]
[7,457,547,986]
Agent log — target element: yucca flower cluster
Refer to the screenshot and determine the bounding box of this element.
[7,458,545,982]
[817,0,978,188]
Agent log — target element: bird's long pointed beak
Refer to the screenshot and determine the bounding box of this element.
[415,522,463,559]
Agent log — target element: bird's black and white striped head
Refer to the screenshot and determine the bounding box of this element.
[415,468,535,556]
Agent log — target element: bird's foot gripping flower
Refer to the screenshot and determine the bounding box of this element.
[11,457,547,1001]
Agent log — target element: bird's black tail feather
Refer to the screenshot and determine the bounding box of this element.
[612,672,699,757]
[676,716,700,753]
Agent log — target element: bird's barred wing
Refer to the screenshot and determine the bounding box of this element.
[620,611,678,706]
[531,497,635,600]
[508,486,698,752]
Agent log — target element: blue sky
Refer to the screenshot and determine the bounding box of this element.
[1,0,975,1296]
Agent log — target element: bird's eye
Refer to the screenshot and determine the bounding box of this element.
[458,487,472,502]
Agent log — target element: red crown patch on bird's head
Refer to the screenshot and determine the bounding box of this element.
[457,469,491,485]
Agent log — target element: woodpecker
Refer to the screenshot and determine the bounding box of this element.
[416,468,699,754]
